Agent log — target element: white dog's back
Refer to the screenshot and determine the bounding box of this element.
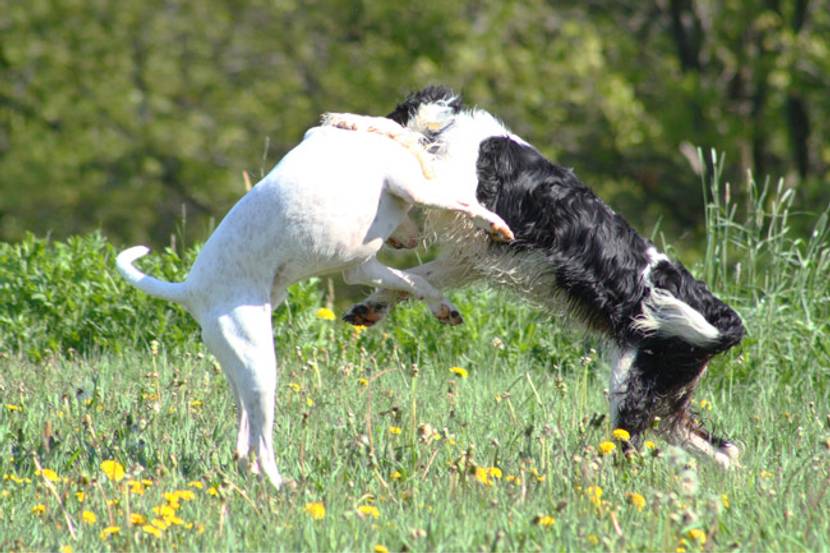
[120,126,426,315]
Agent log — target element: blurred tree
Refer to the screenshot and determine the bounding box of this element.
[0,0,827,248]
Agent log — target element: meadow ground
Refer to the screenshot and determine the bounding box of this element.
[1,164,829,551]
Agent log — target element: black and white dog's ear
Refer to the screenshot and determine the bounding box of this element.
[387,85,463,125]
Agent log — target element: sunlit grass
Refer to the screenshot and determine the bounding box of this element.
[1,295,828,551]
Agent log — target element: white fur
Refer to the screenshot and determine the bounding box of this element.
[608,347,637,428]
[632,288,721,346]
[116,123,513,488]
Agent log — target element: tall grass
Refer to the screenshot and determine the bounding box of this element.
[0,159,828,551]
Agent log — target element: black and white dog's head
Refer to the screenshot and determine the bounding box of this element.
[389,86,745,462]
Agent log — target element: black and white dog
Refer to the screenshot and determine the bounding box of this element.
[339,86,745,467]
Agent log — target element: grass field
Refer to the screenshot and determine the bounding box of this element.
[1,161,829,551]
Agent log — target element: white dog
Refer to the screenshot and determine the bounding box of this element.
[116,118,513,488]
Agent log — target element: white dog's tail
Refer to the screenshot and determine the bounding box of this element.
[116,246,188,304]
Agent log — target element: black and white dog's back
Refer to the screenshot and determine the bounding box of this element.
[345,86,745,466]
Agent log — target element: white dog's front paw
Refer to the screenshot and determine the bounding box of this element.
[474,212,514,243]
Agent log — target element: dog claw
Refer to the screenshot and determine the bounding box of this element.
[343,302,387,326]
[489,222,514,242]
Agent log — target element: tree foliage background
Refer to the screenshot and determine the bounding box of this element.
[1,0,828,249]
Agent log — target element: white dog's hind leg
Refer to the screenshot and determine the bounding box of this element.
[201,303,282,488]
[344,256,475,326]
[343,258,463,325]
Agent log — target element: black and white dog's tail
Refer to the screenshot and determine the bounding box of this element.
[632,288,721,347]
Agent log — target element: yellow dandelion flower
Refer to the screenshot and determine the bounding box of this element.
[449,366,468,379]
[153,504,177,518]
[130,513,147,525]
[60,545,73,553]
[612,428,631,442]
[489,467,503,479]
[190,399,204,409]
[676,547,687,553]
[175,489,196,502]
[4,404,21,412]
[141,479,153,486]
[306,397,314,407]
[142,524,162,538]
[534,514,556,527]
[187,480,204,489]
[99,526,121,540]
[698,399,713,411]
[75,491,85,503]
[598,440,616,456]
[587,534,600,545]
[207,486,219,497]
[388,426,402,436]
[100,460,125,482]
[128,480,145,495]
[315,307,336,321]
[32,504,46,515]
[390,470,402,481]
[151,518,170,530]
[626,492,647,512]
[82,510,97,525]
[304,501,326,520]
[374,545,389,553]
[36,468,59,482]
[721,494,730,509]
[644,440,656,450]
[358,377,369,386]
[586,485,603,507]
[474,466,493,486]
[165,514,185,526]
[687,528,707,545]
[288,382,302,393]
[352,324,367,337]
[357,504,380,519]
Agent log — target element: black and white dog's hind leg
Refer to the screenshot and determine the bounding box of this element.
[611,259,745,467]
